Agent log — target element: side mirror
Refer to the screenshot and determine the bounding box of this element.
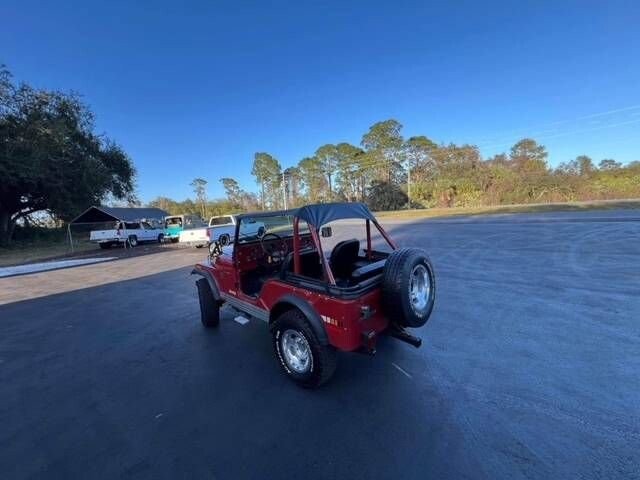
[321,226,332,238]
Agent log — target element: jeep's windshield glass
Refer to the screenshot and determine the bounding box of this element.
[236,214,309,243]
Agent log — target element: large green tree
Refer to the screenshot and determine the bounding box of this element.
[0,66,135,245]
[251,152,282,209]
[334,142,365,201]
[283,166,302,207]
[361,119,405,183]
[220,177,242,205]
[190,178,208,217]
[298,156,326,203]
[509,138,548,173]
[314,144,339,200]
[404,136,438,205]
[599,159,621,170]
[576,155,595,176]
[405,136,437,179]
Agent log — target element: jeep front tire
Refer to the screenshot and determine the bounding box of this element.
[196,278,220,328]
[272,309,337,388]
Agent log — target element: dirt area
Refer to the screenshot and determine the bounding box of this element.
[0,241,197,268]
[0,247,205,305]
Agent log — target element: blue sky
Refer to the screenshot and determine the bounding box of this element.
[2,0,639,202]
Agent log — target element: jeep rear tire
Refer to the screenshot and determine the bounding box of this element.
[272,309,337,388]
[382,248,436,328]
[196,278,220,328]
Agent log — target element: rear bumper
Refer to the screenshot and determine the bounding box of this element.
[91,238,125,244]
[325,310,390,352]
[348,319,422,353]
[181,240,208,246]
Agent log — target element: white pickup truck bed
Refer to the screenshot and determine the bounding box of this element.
[178,215,265,247]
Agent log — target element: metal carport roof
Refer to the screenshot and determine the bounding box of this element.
[70,206,169,224]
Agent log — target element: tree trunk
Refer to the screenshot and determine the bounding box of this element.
[0,209,13,246]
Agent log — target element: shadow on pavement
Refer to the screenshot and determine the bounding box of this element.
[0,265,478,480]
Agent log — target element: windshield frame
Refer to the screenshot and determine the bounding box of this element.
[232,209,397,286]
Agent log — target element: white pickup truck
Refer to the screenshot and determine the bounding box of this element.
[178,214,265,247]
[90,221,165,249]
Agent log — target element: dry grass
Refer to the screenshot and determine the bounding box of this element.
[375,199,640,220]
[0,241,96,267]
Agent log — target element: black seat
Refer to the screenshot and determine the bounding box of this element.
[351,259,386,281]
[281,249,323,279]
[329,239,360,279]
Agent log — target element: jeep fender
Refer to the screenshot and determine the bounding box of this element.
[269,295,329,346]
[191,264,221,302]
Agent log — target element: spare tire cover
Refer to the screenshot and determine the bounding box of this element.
[382,248,436,328]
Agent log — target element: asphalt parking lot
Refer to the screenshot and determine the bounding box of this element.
[1,210,639,479]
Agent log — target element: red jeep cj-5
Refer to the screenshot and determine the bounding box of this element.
[192,202,436,388]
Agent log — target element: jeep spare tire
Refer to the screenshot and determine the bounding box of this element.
[382,248,436,328]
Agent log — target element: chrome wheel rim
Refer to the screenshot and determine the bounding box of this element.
[281,329,312,374]
[409,264,431,315]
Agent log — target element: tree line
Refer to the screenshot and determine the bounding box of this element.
[150,119,640,217]
[2,64,639,246]
[249,119,640,210]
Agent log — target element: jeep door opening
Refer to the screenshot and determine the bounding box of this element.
[192,202,436,388]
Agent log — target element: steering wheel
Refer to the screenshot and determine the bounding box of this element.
[260,232,289,264]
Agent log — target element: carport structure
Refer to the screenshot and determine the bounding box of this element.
[68,206,169,251]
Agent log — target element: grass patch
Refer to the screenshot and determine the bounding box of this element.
[375,199,640,220]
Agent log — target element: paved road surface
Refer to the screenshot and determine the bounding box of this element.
[1,210,639,479]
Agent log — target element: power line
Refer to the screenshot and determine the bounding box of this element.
[478,117,640,150]
[475,104,640,148]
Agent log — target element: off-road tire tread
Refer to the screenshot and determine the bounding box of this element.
[196,278,220,327]
[273,309,337,388]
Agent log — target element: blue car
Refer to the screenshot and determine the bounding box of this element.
[164,214,205,243]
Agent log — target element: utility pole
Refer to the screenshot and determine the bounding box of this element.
[407,159,411,209]
[282,171,288,210]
